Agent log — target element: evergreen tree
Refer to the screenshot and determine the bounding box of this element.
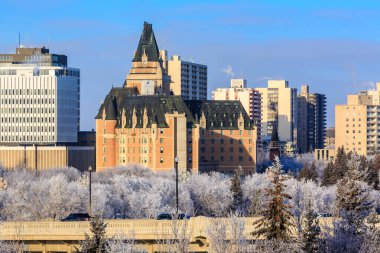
[77,216,110,253]
[252,157,295,241]
[298,162,318,182]
[230,167,243,212]
[333,146,349,183]
[321,161,335,186]
[301,203,320,253]
[366,154,380,190]
[336,153,371,235]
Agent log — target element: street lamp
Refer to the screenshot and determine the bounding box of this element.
[174,156,179,214]
[88,166,93,216]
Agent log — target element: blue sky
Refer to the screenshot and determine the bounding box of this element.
[1,0,380,129]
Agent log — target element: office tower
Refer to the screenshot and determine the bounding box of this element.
[297,85,326,153]
[0,47,80,144]
[168,55,207,100]
[0,46,95,171]
[256,80,297,143]
[335,83,380,156]
[212,79,262,139]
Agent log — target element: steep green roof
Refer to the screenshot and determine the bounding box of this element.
[185,100,254,130]
[132,22,160,62]
[96,88,196,128]
[96,89,255,130]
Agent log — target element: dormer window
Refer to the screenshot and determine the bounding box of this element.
[143,59,147,65]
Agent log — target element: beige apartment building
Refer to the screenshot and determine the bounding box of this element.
[212,79,262,139]
[168,55,207,100]
[256,80,297,143]
[335,83,380,156]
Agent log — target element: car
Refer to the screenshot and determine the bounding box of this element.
[317,213,332,218]
[156,212,190,220]
[61,213,91,221]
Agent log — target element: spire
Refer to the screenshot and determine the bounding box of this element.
[132,22,160,62]
[271,123,279,142]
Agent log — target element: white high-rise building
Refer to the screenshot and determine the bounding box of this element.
[167,55,207,100]
[256,80,297,143]
[0,47,80,144]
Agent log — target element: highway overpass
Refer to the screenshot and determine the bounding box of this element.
[0,216,354,253]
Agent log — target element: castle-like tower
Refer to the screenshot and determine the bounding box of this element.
[269,124,280,161]
[124,22,170,95]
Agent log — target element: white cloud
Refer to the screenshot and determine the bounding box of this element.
[222,65,234,78]
[361,81,376,89]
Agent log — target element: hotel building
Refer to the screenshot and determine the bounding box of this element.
[96,22,257,173]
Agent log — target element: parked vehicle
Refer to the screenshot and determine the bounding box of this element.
[156,212,190,220]
[317,213,332,218]
[61,213,91,221]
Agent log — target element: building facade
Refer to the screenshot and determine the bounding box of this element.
[0,46,95,171]
[314,147,336,162]
[168,55,207,100]
[297,85,326,153]
[95,89,257,173]
[212,78,262,139]
[0,146,94,171]
[256,80,297,144]
[335,83,380,156]
[0,47,80,144]
[324,127,335,148]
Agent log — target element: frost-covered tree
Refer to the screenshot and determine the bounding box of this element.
[77,216,110,253]
[359,208,380,253]
[186,173,232,216]
[298,162,318,182]
[155,217,191,253]
[108,232,146,253]
[366,154,380,190]
[252,157,295,241]
[206,213,250,253]
[328,153,373,253]
[301,203,320,253]
[0,239,25,253]
[230,167,243,212]
[336,153,371,234]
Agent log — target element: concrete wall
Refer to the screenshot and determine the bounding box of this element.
[0,146,94,171]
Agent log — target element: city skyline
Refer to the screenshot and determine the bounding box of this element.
[1,0,380,130]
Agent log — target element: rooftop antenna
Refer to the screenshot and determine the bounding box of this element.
[240,65,243,78]
[18,33,21,47]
